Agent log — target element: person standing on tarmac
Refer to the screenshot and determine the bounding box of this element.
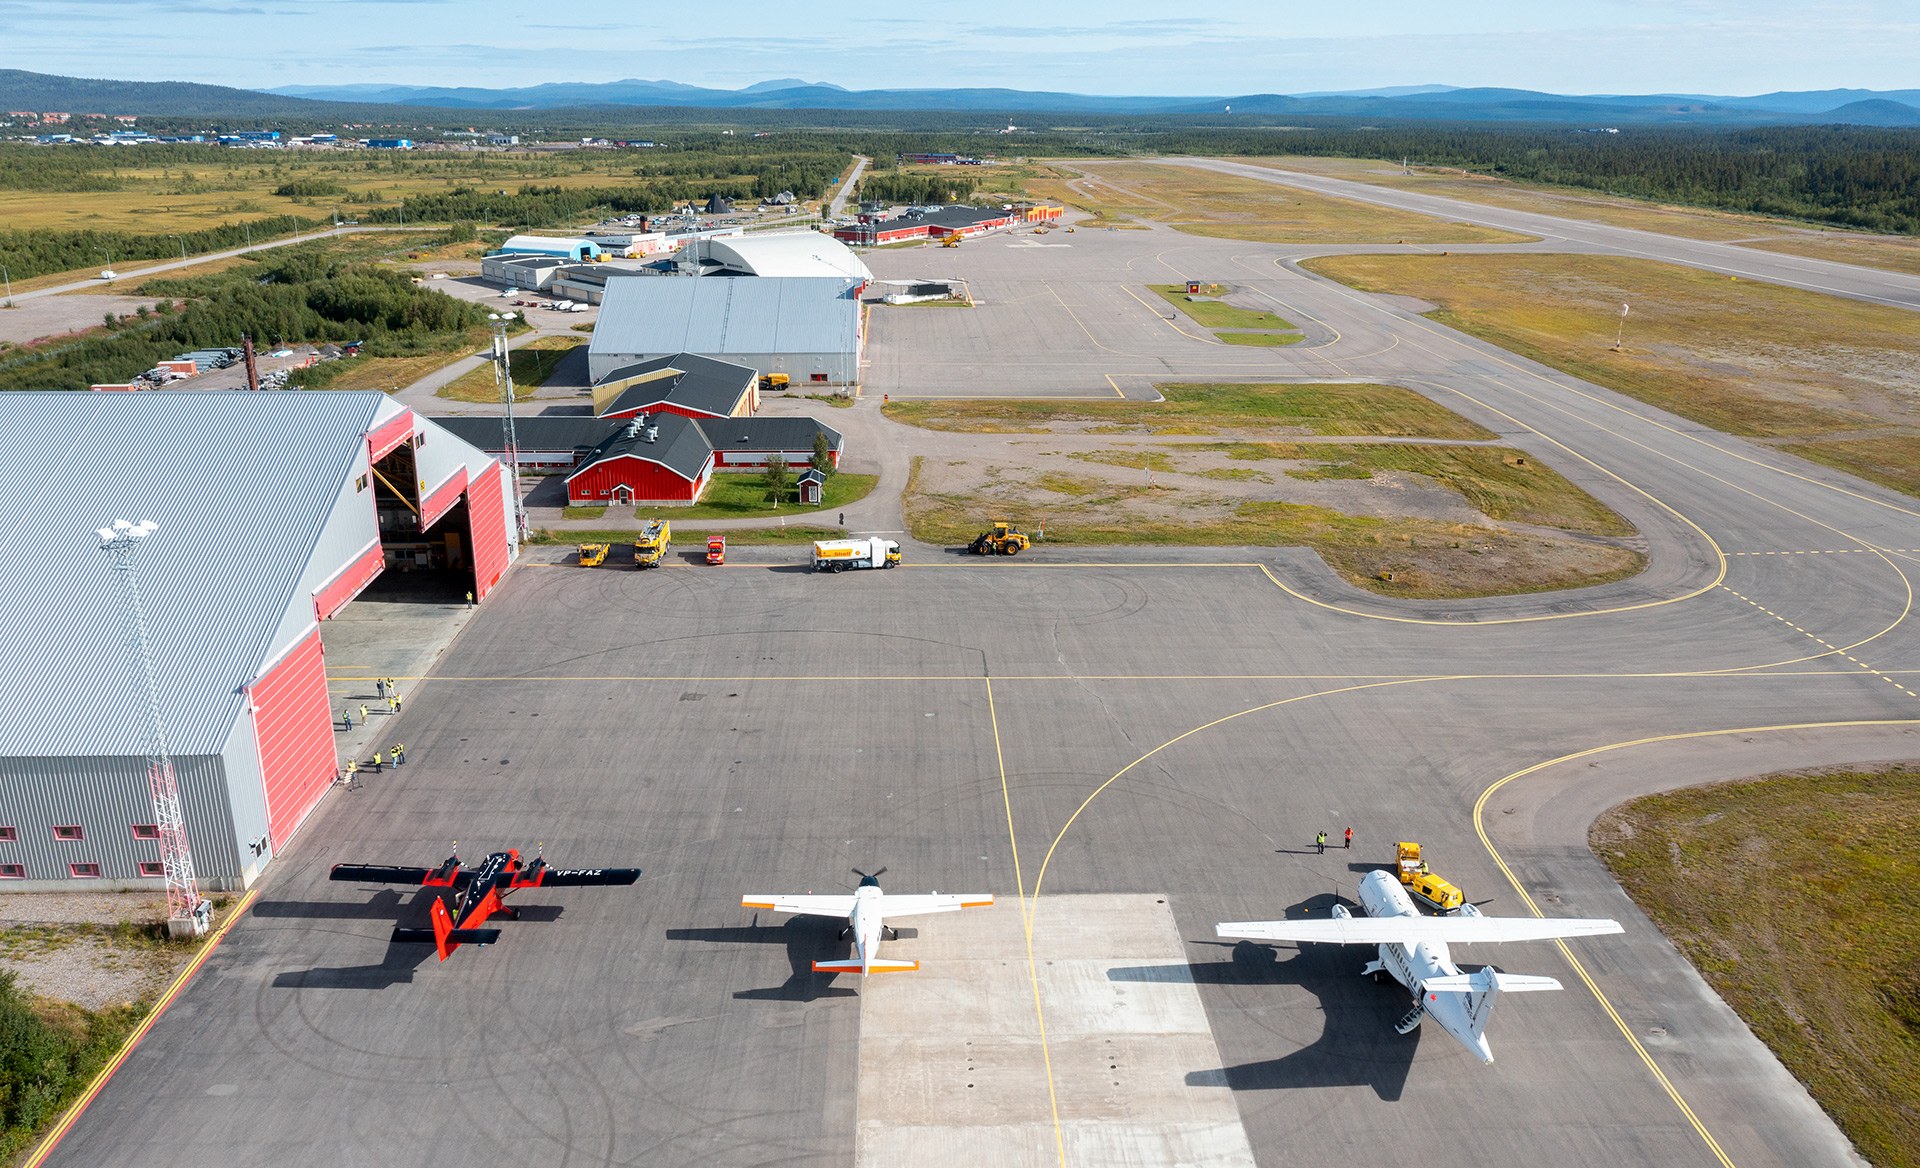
[1344,827,1353,849]
[1315,830,1328,854]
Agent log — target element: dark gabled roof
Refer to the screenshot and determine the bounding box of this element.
[899,204,1015,231]
[694,416,843,455]
[430,415,620,453]
[595,352,756,418]
[569,411,713,483]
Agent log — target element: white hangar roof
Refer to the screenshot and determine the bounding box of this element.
[0,392,456,757]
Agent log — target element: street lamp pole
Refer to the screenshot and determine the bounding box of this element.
[488,312,528,541]
[172,235,186,262]
[2,264,13,308]
[97,519,208,938]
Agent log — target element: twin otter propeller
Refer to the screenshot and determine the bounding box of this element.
[331,844,641,962]
[744,866,993,977]
[1217,869,1623,1063]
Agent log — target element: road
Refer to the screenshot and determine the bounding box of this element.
[37,172,1920,1168]
[829,154,869,218]
[9,224,414,304]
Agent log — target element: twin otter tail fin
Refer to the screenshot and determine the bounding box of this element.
[386,898,502,960]
[812,958,919,974]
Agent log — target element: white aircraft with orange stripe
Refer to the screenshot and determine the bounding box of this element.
[743,868,992,976]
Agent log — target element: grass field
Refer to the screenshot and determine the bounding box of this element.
[1205,442,1635,535]
[0,152,662,234]
[1244,155,1920,277]
[436,335,582,402]
[1592,767,1920,1168]
[1300,253,1920,494]
[1150,284,1301,345]
[297,341,486,393]
[1024,162,1531,245]
[903,451,1642,599]
[670,472,877,520]
[884,381,1498,439]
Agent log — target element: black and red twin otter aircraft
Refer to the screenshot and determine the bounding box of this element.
[330,846,640,961]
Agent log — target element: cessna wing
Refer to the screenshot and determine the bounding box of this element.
[1217,916,1623,945]
[870,893,994,917]
[742,894,859,918]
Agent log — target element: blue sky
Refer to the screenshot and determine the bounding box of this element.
[3,0,1913,94]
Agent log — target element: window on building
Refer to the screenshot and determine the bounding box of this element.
[415,431,427,447]
[52,824,84,841]
[810,373,828,383]
[0,864,23,879]
[131,823,160,840]
[356,473,370,493]
[69,863,102,878]
[137,861,166,877]
[0,826,15,841]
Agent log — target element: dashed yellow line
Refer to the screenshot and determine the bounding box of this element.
[1718,585,1920,700]
[1473,720,1920,1168]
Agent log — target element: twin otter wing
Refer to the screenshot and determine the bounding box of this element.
[1217,916,1623,945]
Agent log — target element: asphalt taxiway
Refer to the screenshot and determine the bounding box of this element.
[38,172,1920,1168]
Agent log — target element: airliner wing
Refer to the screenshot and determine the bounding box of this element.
[876,893,994,918]
[742,894,858,919]
[1216,916,1622,945]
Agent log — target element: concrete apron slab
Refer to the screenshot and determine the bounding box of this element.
[857,894,1255,1167]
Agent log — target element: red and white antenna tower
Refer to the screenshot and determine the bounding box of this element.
[98,519,208,938]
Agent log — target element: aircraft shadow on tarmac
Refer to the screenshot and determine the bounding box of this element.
[1108,894,1419,1102]
[257,890,564,990]
[665,915,898,1001]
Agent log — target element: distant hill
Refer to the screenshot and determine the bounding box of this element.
[0,68,337,117]
[4,69,1917,128]
[254,77,1920,125]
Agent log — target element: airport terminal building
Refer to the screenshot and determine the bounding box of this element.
[0,392,516,891]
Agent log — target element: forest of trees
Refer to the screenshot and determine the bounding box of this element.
[1133,125,1920,234]
[855,171,980,205]
[0,215,320,282]
[0,242,489,391]
[0,971,136,1160]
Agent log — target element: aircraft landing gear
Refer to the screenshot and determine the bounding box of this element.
[885,926,900,941]
[838,926,850,940]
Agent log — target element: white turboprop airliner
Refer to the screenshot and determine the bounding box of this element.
[1217,868,1623,1063]
[743,869,992,975]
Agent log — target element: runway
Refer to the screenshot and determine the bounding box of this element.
[36,168,1920,1168]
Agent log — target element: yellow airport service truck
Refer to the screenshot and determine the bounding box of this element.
[634,519,671,569]
[577,542,610,567]
[811,537,901,573]
[1395,841,1465,913]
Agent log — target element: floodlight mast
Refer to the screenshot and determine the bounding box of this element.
[488,312,528,540]
[99,519,207,937]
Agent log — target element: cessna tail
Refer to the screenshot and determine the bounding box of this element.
[1217,868,1621,1063]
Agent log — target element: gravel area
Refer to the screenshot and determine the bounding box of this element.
[0,890,186,1010]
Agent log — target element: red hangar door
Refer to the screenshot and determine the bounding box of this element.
[249,628,338,850]
[468,461,511,602]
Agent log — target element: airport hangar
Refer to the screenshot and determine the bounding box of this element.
[587,275,864,387]
[0,392,516,892]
